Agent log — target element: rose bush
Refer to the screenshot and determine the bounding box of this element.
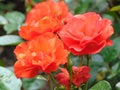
[10,0,115,90]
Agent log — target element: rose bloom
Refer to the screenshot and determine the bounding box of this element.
[55,68,70,90]
[26,0,69,24]
[20,16,62,40]
[14,33,68,78]
[19,0,70,40]
[55,66,90,90]
[58,12,114,55]
[72,66,91,87]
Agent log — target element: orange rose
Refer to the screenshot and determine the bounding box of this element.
[14,33,68,78]
[19,16,62,40]
[58,12,114,55]
[25,0,69,24]
[19,0,70,40]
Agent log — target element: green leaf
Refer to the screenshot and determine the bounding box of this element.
[74,0,89,14]
[3,11,25,33]
[100,37,120,62]
[0,35,23,46]
[4,23,18,34]
[5,11,25,24]
[22,77,46,90]
[110,5,120,11]
[90,80,112,90]
[100,46,118,62]
[116,82,120,90]
[36,75,47,81]
[0,66,22,90]
[113,37,120,54]
[90,54,104,67]
[0,15,8,25]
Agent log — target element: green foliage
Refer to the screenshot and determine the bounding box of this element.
[90,80,112,90]
[116,82,120,90]
[0,35,23,46]
[22,78,46,90]
[110,5,120,12]
[0,66,22,90]
[0,15,7,25]
[74,0,89,14]
[100,37,120,62]
[3,11,25,34]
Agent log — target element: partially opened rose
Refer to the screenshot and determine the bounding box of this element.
[14,33,68,78]
[55,66,90,90]
[58,12,114,55]
[72,66,91,87]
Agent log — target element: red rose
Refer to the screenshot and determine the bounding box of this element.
[58,12,114,55]
[55,68,70,90]
[55,66,90,89]
[72,66,91,87]
[14,33,68,78]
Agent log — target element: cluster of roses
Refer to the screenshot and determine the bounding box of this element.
[14,0,114,90]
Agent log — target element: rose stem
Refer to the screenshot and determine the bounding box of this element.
[84,55,90,90]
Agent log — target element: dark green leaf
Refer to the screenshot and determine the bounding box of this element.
[100,37,120,62]
[100,46,118,62]
[90,54,104,67]
[74,0,89,14]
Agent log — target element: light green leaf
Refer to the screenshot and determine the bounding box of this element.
[0,66,22,90]
[110,5,120,11]
[0,15,8,25]
[3,11,25,33]
[116,82,120,90]
[36,75,47,81]
[0,35,23,46]
[5,11,25,24]
[22,78,46,90]
[4,23,18,34]
[90,80,112,90]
